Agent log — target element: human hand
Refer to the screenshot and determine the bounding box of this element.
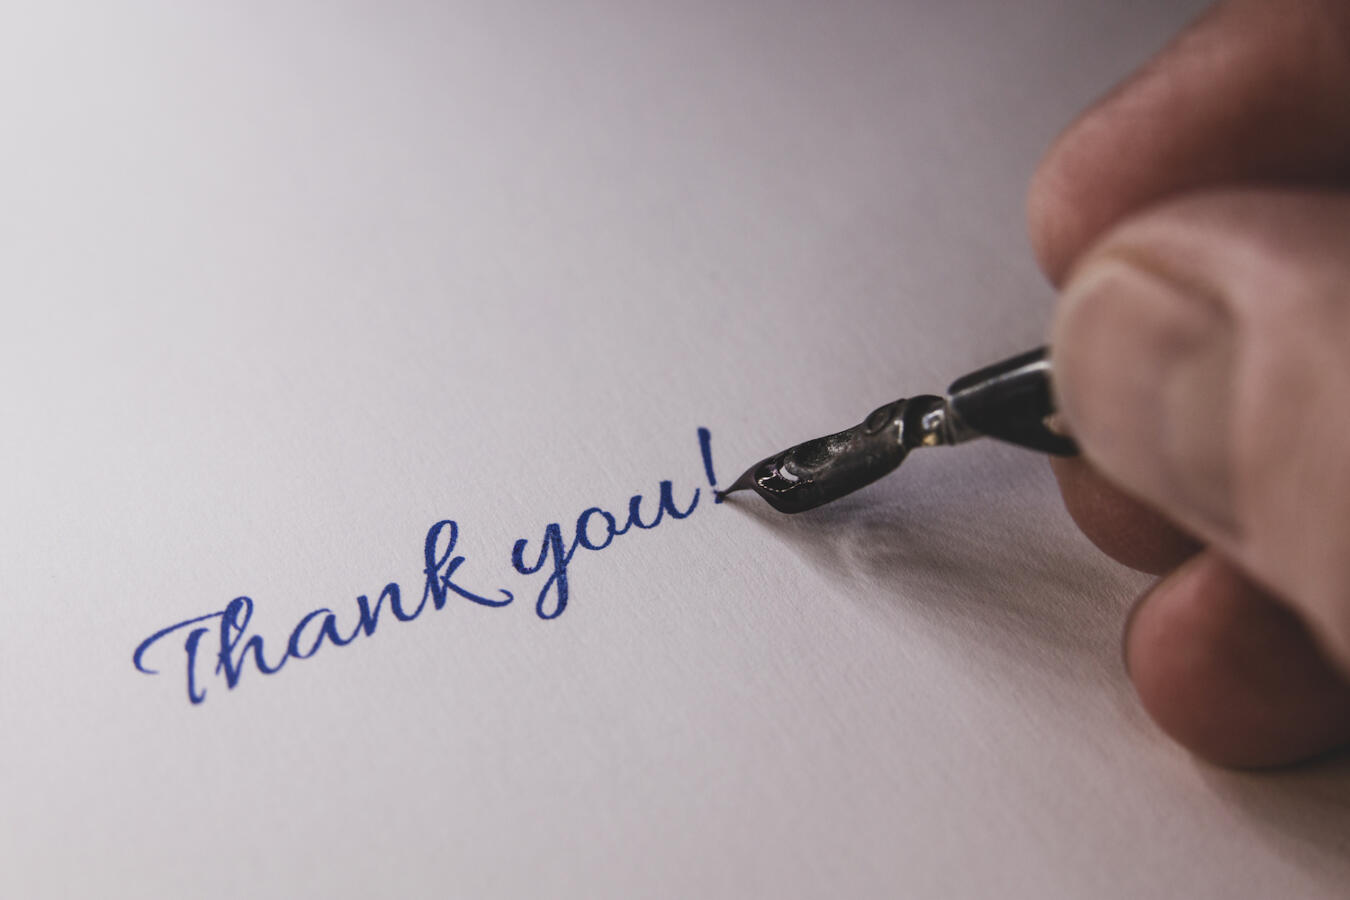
[1029,0,1350,767]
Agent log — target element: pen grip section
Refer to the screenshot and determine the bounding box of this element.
[945,346,1078,456]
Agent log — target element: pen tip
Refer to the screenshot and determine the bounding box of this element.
[715,469,757,502]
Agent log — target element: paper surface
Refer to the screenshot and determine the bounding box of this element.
[4,2,1348,897]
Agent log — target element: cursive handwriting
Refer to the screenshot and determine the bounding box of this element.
[133,428,722,705]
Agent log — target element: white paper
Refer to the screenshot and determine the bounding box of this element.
[4,2,1347,897]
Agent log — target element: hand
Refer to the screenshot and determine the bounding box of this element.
[1029,0,1350,767]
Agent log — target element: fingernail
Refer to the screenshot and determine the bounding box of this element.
[1051,256,1239,539]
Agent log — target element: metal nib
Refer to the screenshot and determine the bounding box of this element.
[719,346,1078,515]
[719,395,952,514]
[713,470,757,503]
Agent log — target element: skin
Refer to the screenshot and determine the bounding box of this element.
[1030,0,1350,767]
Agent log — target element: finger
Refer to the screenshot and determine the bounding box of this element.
[1049,456,1200,575]
[1029,0,1350,284]
[1052,188,1350,672]
[1126,551,1350,768]
[1030,0,1350,558]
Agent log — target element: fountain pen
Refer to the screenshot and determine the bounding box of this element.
[717,346,1077,513]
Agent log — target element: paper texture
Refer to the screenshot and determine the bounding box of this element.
[4,2,1347,897]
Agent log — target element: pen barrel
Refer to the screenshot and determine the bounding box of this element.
[944,346,1078,456]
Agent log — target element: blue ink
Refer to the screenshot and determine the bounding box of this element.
[511,523,570,619]
[183,627,211,704]
[133,611,226,675]
[656,479,699,520]
[511,479,699,619]
[133,518,507,705]
[216,596,287,688]
[423,519,514,610]
[133,610,226,705]
[575,507,617,551]
[133,428,722,704]
[614,492,664,534]
[287,608,333,660]
[698,426,720,502]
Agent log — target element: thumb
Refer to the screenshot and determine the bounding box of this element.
[1051,188,1350,673]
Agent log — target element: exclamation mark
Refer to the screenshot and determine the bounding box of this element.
[697,427,722,503]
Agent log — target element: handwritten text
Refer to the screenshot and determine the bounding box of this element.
[132,428,722,705]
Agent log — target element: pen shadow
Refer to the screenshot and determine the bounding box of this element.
[723,446,1350,869]
[724,447,1136,670]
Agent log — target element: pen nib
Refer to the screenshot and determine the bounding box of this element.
[718,395,946,514]
[714,471,756,502]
